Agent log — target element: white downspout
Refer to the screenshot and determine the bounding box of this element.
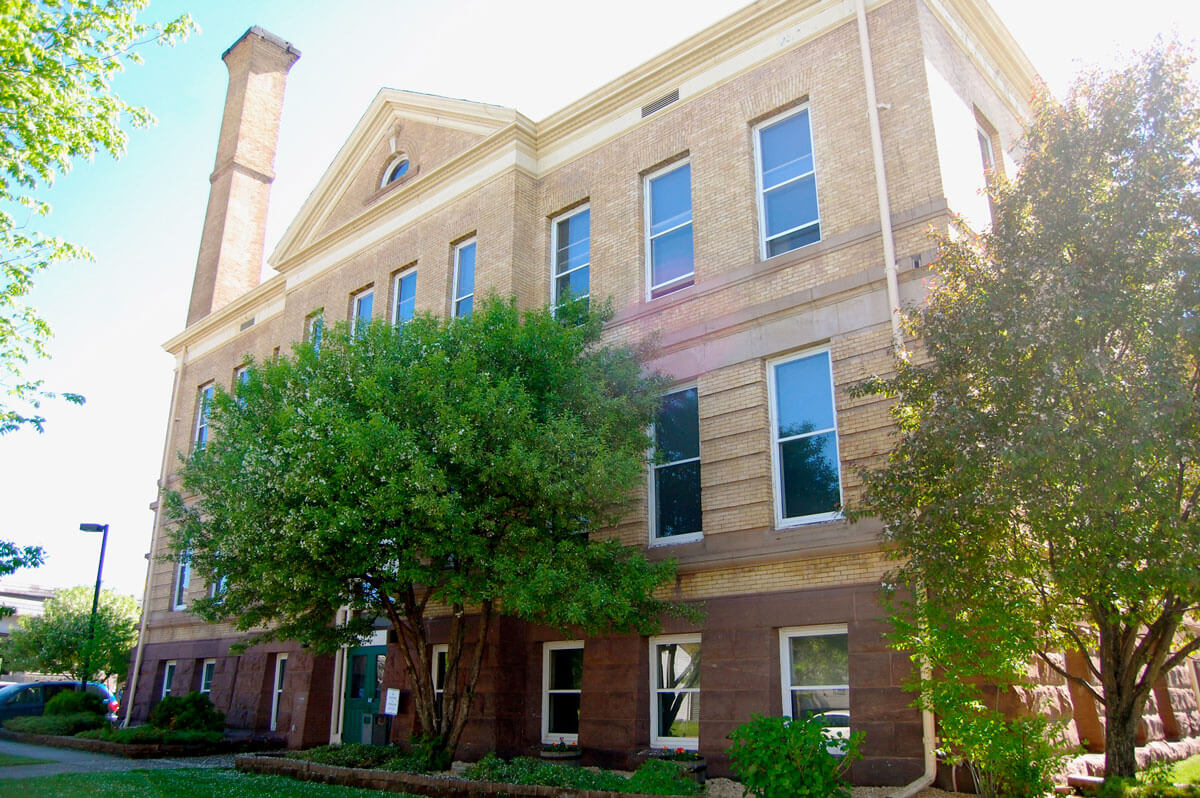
[329,607,349,744]
[856,1,935,795]
[123,352,184,726]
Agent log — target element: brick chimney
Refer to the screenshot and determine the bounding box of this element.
[186,27,300,326]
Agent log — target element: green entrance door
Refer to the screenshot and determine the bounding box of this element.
[343,645,387,744]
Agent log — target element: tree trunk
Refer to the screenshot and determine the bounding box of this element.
[1104,698,1140,779]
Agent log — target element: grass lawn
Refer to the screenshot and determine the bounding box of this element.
[0,754,49,767]
[0,767,421,797]
[1170,755,1200,784]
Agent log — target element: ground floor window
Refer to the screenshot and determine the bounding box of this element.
[432,644,448,722]
[270,654,288,732]
[542,641,583,743]
[161,660,176,699]
[650,634,700,749]
[199,658,216,694]
[779,625,849,742]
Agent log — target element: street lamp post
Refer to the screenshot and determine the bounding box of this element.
[79,523,109,693]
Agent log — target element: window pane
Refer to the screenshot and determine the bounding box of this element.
[789,634,848,686]
[548,692,581,735]
[434,650,447,691]
[555,211,590,274]
[395,272,417,323]
[767,224,821,257]
[456,243,476,298]
[764,174,818,239]
[455,295,473,317]
[774,352,835,436]
[656,692,699,738]
[649,165,692,235]
[650,224,694,290]
[656,461,701,537]
[655,388,699,462]
[549,648,583,691]
[656,642,700,689]
[791,687,850,722]
[555,265,589,301]
[780,431,840,518]
[355,292,373,323]
[760,111,814,189]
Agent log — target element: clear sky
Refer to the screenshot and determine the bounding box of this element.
[1,0,1197,601]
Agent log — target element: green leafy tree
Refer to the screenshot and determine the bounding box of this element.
[0,0,194,434]
[855,44,1200,781]
[167,299,691,760]
[1,585,139,684]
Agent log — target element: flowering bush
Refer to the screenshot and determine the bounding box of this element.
[542,738,579,753]
[649,746,703,762]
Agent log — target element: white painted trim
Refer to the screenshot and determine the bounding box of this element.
[161,660,177,699]
[172,556,190,611]
[350,286,375,334]
[643,160,694,302]
[766,347,844,528]
[451,239,477,318]
[753,105,822,261]
[391,266,418,325]
[777,624,848,718]
[200,659,216,694]
[541,640,584,744]
[649,633,701,750]
[649,386,703,545]
[192,383,214,451]
[550,204,590,307]
[270,654,288,732]
[380,154,411,188]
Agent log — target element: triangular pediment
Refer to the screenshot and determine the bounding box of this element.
[270,89,518,268]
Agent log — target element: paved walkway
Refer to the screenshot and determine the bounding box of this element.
[0,737,235,780]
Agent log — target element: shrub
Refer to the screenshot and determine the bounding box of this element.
[3,712,106,736]
[463,753,700,795]
[77,725,223,745]
[149,691,225,732]
[287,743,397,769]
[381,735,451,773]
[727,714,862,798]
[628,758,704,795]
[44,690,107,716]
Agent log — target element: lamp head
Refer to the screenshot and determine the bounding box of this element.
[79,523,108,533]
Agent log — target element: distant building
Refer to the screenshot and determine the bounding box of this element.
[0,582,54,638]
[127,0,1200,785]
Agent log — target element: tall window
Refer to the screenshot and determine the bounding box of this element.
[193,384,214,451]
[452,240,476,318]
[769,350,841,525]
[351,287,374,335]
[645,162,693,299]
[432,644,448,721]
[162,660,177,699]
[393,268,417,325]
[172,553,190,610]
[551,206,590,307]
[270,654,288,732]
[305,310,324,352]
[755,107,820,258]
[542,642,583,744]
[200,659,216,695]
[780,626,849,744]
[650,634,700,749]
[651,387,701,543]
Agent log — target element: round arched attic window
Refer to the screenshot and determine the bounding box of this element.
[381,155,410,187]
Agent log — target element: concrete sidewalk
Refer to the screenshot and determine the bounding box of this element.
[0,737,235,780]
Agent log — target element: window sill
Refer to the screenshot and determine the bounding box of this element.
[775,511,843,530]
[649,532,703,548]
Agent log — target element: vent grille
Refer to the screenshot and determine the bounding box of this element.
[641,89,679,118]
[239,317,256,331]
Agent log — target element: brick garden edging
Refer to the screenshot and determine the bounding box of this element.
[235,753,696,798]
[0,728,283,759]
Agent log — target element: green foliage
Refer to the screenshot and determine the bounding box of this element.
[1099,779,1200,798]
[77,725,224,745]
[1168,755,1200,785]
[3,711,105,735]
[288,744,399,770]
[462,753,701,795]
[1,768,420,798]
[44,689,106,716]
[148,691,225,732]
[852,44,1200,780]
[0,586,138,684]
[726,714,861,798]
[0,540,43,617]
[0,1,194,434]
[168,299,688,757]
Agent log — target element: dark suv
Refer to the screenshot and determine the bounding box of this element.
[0,681,119,722]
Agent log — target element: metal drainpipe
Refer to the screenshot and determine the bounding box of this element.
[123,352,184,727]
[329,607,349,744]
[856,0,935,794]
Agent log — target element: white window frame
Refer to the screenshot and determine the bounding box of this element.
[779,624,850,746]
[200,658,217,695]
[270,654,288,732]
[643,160,694,301]
[754,106,821,260]
[350,286,374,335]
[193,383,214,451]
[162,660,176,699]
[541,640,584,744]
[977,123,996,175]
[305,309,324,351]
[432,643,448,719]
[381,154,411,187]
[392,266,418,325]
[649,386,702,547]
[649,633,701,750]
[172,554,191,610]
[550,205,590,307]
[451,239,476,318]
[767,347,843,528]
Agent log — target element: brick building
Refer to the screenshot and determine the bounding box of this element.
[128,0,1040,785]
